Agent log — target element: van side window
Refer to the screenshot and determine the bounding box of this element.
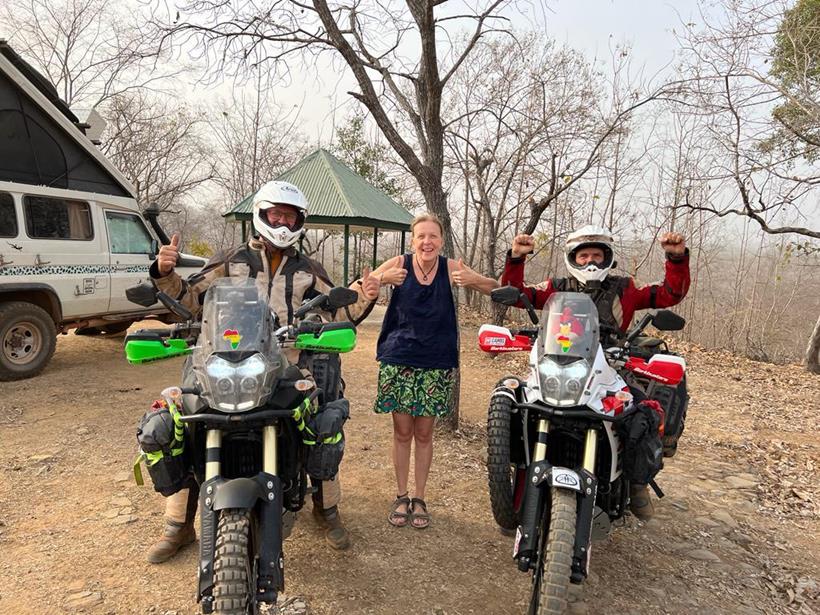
[23,196,93,240]
[0,193,17,238]
[105,211,153,254]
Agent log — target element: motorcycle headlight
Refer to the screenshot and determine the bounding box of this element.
[205,353,273,412]
[538,358,591,406]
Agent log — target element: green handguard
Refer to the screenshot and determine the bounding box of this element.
[295,328,356,353]
[125,338,191,364]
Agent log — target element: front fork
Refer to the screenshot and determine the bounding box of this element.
[198,425,284,613]
[514,421,599,583]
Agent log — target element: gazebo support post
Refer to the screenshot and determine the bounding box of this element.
[372,228,378,269]
[343,224,350,285]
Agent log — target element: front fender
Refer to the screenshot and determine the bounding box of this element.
[212,477,266,510]
[533,464,583,493]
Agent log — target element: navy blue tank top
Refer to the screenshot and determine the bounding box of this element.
[376,254,458,369]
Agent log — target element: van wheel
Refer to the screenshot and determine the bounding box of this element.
[0,302,57,381]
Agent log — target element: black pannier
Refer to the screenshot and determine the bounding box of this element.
[651,378,689,457]
[615,400,664,485]
[135,402,189,496]
[304,398,349,481]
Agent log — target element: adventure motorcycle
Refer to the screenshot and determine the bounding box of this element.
[478,287,687,615]
[124,277,358,614]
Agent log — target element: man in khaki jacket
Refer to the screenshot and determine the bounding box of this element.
[146,180,380,562]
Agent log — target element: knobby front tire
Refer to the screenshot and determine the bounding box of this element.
[534,488,576,615]
[213,509,257,615]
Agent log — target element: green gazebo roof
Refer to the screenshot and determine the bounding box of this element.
[224,148,413,232]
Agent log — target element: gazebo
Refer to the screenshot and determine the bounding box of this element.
[223,148,414,284]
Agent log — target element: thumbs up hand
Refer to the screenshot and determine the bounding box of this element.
[451,257,472,287]
[382,265,407,287]
[360,266,381,301]
[157,232,181,276]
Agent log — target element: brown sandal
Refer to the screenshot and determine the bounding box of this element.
[410,498,431,529]
[388,493,411,527]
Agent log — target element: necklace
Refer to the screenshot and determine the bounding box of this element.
[415,254,437,281]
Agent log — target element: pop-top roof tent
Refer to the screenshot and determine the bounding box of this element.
[0,39,136,198]
[224,147,414,284]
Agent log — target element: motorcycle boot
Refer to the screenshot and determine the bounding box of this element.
[312,502,351,551]
[629,483,655,521]
[147,484,198,564]
[146,519,197,563]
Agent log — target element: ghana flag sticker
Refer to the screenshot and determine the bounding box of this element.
[223,328,242,349]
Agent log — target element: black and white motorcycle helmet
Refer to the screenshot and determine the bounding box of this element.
[252,181,309,249]
[564,225,616,284]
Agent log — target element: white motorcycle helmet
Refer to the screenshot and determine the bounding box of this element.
[252,181,309,249]
[564,225,616,284]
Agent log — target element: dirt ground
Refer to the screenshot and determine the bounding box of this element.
[1,310,819,615]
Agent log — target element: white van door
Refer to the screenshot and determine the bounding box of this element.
[20,193,111,318]
[104,210,159,313]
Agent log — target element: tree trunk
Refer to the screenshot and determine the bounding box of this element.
[806,314,820,374]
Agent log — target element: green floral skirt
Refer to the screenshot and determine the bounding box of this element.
[374,363,456,418]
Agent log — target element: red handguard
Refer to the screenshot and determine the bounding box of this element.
[624,354,685,385]
[478,324,533,353]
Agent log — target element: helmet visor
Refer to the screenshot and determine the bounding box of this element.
[567,243,613,270]
[258,205,304,233]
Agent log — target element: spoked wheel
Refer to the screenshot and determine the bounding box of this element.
[487,389,523,530]
[213,509,259,615]
[529,488,577,615]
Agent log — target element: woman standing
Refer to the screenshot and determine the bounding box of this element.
[368,214,498,529]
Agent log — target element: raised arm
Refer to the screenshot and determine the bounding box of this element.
[500,234,554,310]
[630,232,690,310]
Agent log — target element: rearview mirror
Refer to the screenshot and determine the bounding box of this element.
[328,286,359,310]
[149,239,159,260]
[126,283,158,307]
[652,310,686,331]
[490,286,522,306]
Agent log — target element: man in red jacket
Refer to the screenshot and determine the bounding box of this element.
[502,225,690,520]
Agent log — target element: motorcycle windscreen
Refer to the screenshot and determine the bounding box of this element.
[199,277,271,354]
[538,292,600,362]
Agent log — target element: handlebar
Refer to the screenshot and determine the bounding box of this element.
[514,327,539,339]
[294,294,327,320]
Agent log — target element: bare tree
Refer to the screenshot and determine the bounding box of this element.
[99,91,213,212]
[445,34,603,281]
[208,84,309,206]
[676,0,820,371]
[3,0,173,108]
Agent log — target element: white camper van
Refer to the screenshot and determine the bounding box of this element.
[0,40,205,381]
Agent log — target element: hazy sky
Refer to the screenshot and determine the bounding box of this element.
[542,0,701,71]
